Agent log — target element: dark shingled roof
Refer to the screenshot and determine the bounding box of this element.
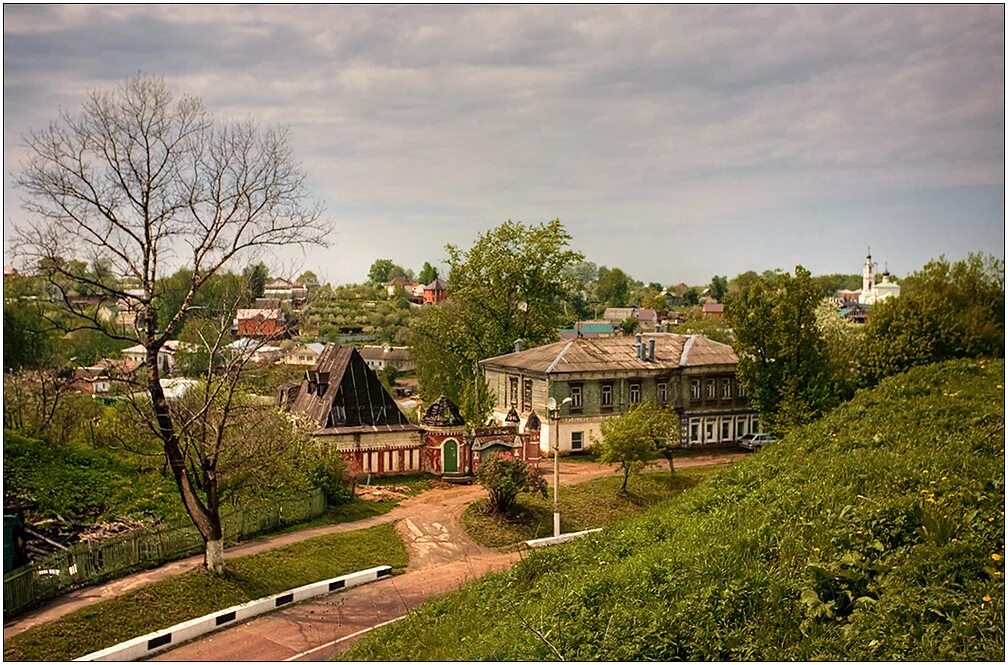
[525,411,541,431]
[288,344,418,435]
[421,395,465,427]
[481,333,737,376]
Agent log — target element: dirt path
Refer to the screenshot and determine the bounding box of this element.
[3,452,743,652]
[150,452,742,661]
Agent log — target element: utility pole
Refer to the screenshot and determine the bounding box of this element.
[548,396,572,537]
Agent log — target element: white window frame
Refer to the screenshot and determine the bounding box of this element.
[706,379,716,399]
[657,382,667,403]
[601,383,613,407]
[720,418,733,441]
[629,382,641,404]
[689,418,701,444]
[690,380,701,400]
[570,384,583,408]
[721,378,731,399]
[571,431,583,450]
[704,418,716,443]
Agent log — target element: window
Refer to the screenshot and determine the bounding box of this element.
[509,377,518,406]
[735,415,748,438]
[657,382,667,403]
[721,418,733,441]
[601,383,613,408]
[704,418,716,443]
[752,418,761,433]
[571,431,583,450]
[706,379,716,399]
[737,382,747,398]
[570,384,583,410]
[690,379,701,400]
[523,379,533,411]
[721,378,731,399]
[689,418,701,444]
[629,382,641,403]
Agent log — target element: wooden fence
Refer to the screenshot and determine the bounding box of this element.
[3,489,327,617]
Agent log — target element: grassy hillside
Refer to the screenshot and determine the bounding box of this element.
[343,359,1005,661]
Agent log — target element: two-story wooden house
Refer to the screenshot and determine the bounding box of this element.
[481,333,760,454]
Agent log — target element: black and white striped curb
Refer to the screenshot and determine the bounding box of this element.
[74,565,393,661]
[525,528,603,549]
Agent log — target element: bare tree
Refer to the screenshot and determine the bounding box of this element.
[12,76,329,572]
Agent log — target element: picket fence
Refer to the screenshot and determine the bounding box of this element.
[3,489,327,617]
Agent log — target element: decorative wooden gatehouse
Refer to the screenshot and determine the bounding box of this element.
[281,344,540,479]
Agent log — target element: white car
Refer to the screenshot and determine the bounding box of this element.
[739,433,774,451]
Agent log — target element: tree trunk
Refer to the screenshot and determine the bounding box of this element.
[621,465,629,493]
[205,538,225,574]
[667,454,675,476]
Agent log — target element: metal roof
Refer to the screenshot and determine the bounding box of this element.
[481,333,738,376]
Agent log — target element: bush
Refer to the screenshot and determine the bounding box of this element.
[310,456,354,507]
[476,453,548,514]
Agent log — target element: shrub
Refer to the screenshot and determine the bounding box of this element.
[476,453,547,514]
[310,455,354,507]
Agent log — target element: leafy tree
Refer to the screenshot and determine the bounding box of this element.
[410,219,583,402]
[619,317,640,335]
[379,363,400,389]
[814,299,865,402]
[3,297,66,370]
[725,266,834,434]
[476,452,547,514]
[682,287,701,305]
[597,404,660,493]
[710,275,729,302]
[595,266,632,307]
[12,75,328,574]
[811,273,862,296]
[368,259,396,284]
[672,313,734,346]
[296,270,319,286]
[243,262,269,300]
[727,271,761,299]
[418,262,438,284]
[860,254,1004,385]
[310,454,354,506]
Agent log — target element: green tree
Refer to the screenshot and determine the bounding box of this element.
[814,299,865,402]
[597,404,660,493]
[476,453,547,514]
[368,259,396,284]
[672,313,734,346]
[710,275,728,302]
[296,270,319,286]
[595,266,632,307]
[682,287,701,306]
[3,299,66,370]
[418,262,438,284]
[243,262,269,300]
[619,317,640,335]
[410,219,583,402]
[860,254,1004,385]
[725,266,834,434]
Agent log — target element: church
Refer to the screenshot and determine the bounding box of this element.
[857,249,901,306]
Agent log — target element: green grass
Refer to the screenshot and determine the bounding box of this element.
[342,359,1005,661]
[463,467,721,549]
[3,430,188,525]
[4,523,407,661]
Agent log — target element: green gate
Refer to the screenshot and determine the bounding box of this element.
[443,440,458,474]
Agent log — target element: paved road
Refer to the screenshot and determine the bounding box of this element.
[151,452,742,661]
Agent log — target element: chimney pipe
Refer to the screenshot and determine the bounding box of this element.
[648,338,656,362]
[514,338,523,353]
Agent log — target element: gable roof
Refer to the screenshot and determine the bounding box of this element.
[421,395,465,427]
[288,344,418,435]
[481,334,737,376]
[424,277,448,291]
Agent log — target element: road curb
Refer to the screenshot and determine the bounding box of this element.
[74,565,393,662]
[525,528,603,549]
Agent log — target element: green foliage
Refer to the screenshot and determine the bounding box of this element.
[309,455,354,507]
[672,309,735,345]
[3,296,67,370]
[860,254,1004,385]
[815,299,866,402]
[811,273,863,296]
[4,524,407,661]
[3,430,187,525]
[418,261,438,284]
[597,402,679,492]
[296,270,319,285]
[463,467,720,549]
[66,328,130,366]
[410,219,583,401]
[726,265,834,433]
[343,359,1005,661]
[243,262,269,300]
[476,453,548,514]
[595,266,632,307]
[710,274,728,301]
[367,258,399,284]
[618,316,639,335]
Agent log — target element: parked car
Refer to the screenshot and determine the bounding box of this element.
[739,433,775,451]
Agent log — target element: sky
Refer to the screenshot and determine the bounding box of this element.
[3,4,1005,286]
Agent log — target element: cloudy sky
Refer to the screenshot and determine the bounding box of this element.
[3,4,1004,285]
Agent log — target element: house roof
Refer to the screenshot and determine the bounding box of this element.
[424,277,448,291]
[602,307,636,320]
[481,333,737,376]
[288,344,419,435]
[702,303,725,314]
[358,345,412,362]
[421,395,465,427]
[236,308,283,319]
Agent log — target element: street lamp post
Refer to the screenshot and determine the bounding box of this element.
[547,396,573,537]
